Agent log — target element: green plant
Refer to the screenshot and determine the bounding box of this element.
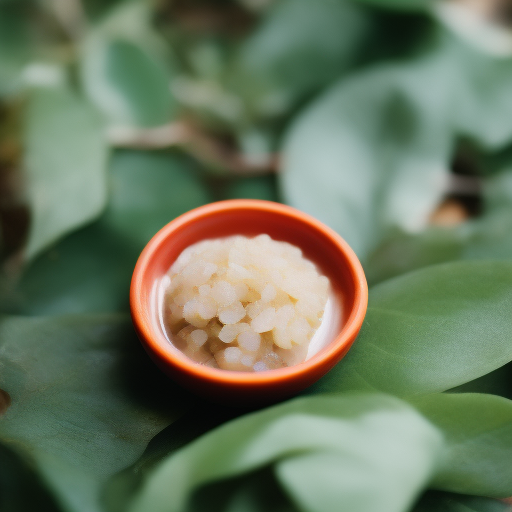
[1,1,512,511]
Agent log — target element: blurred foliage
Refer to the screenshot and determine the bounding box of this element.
[0,314,191,512]
[24,84,109,259]
[0,443,62,512]
[127,394,444,512]
[2,0,512,511]
[7,150,212,314]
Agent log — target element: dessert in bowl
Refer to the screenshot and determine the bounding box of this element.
[130,200,367,405]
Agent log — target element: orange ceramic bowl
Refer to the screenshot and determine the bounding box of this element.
[130,200,367,405]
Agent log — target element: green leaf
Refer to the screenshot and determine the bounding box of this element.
[13,150,212,315]
[89,0,167,53]
[449,362,512,401]
[228,0,369,118]
[450,44,512,148]
[127,394,443,512]
[24,85,109,260]
[0,442,62,512]
[0,1,32,96]
[0,314,191,512]
[81,0,177,127]
[350,0,428,11]
[11,223,135,314]
[82,39,176,127]
[104,150,209,245]
[103,405,244,512]
[276,450,435,512]
[81,0,124,20]
[281,32,512,261]
[310,261,512,397]
[0,2,65,97]
[413,491,512,512]
[365,226,469,285]
[187,467,298,512]
[280,41,454,259]
[222,175,280,202]
[413,393,512,498]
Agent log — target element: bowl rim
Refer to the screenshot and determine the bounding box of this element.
[130,199,368,387]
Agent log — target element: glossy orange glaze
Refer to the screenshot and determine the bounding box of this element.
[130,200,367,405]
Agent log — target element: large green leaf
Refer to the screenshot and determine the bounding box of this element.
[227,0,369,119]
[82,39,176,127]
[81,0,177,127]
[281,32,512,261]
[310,261,512,397]
[280,41,454,259]
[103,150,209,245]
[127,394,443,512]
[451,47,512,148]
[13,150,212,315]
[186,467,298,512]
[0,314,191,512]
[0,442,62,512]
[103,404,243,512]
[414,393,512,498]
[24,85,109,260]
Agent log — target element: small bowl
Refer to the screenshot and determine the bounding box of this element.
[130,200,367,405]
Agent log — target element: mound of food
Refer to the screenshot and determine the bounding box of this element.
[164,235,330,371]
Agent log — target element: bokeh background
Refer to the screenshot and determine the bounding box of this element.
[2,1,512,511]
[2,0,512,313]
